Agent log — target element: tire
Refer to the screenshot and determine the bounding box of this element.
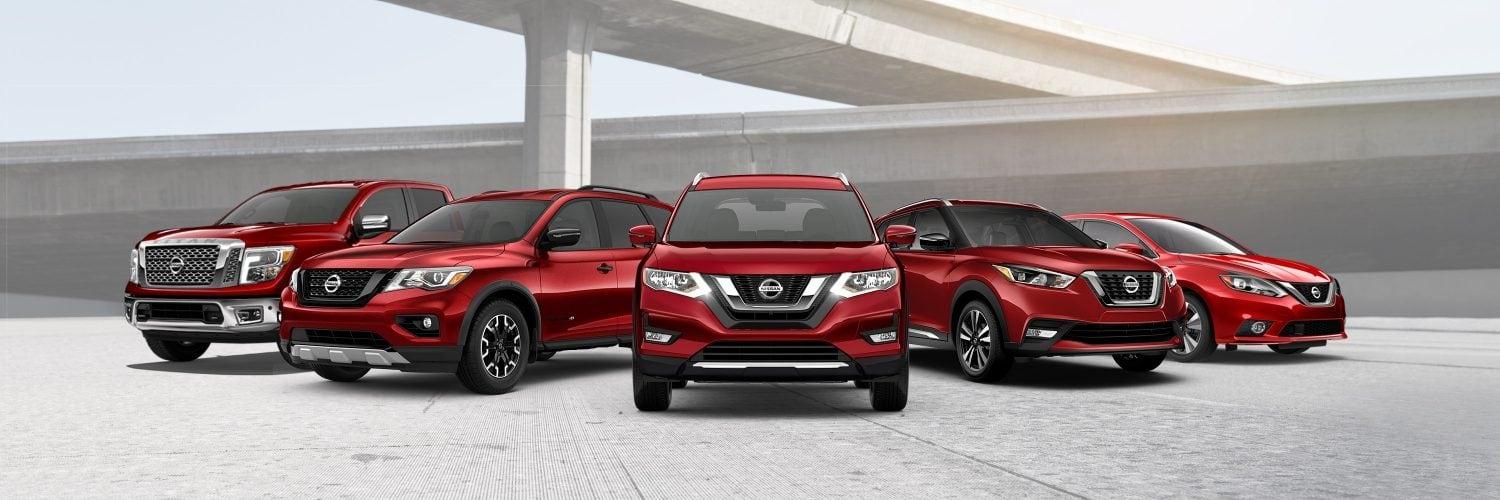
[1270,345,1310,355]
[314,365,369,382]
[456,300,531,395]
[869,363,909,412]
[532,351,555,362]
[1168,294,1217,362]
[1114,351,1167,372]
[278,345,313,370]
[633,361,673,411]
[853,380,871,389]
[954,300,1012,382]
[671,380,688,389]
[145,339,210,362]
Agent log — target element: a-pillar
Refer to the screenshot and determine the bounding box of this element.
[519,0,600,188]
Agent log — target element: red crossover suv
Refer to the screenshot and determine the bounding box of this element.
[126,180,452,364]
[280,186,672,394]
[631,173,916,412]
[874,199,1185,381]
[1066,213,1346,360]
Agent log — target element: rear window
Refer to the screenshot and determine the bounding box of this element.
[666,188,874,243]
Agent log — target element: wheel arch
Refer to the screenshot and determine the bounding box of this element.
[950,279,1004,344]
[460,281,541,350]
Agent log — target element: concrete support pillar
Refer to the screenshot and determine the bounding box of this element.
[519,0,600,188]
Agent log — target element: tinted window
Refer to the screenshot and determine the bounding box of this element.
[642,205,671,233]
[219,187,357,225]
[666,188,874,243]
[950,206,1094,247]
[1133,218,1248,255]
[1080,220,1151,255]
[909,209,952,251]
[547,201,603,250]
[358,188,411,231]
[389,200,547,245]
[599,200,650,248]
[877,214,912,250]
[409,188,447,221]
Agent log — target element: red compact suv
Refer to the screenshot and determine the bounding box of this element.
[874,199,1185,381]
[280,186,673,394]
[1066,213,1346,360]
[126,180,452,364]
[631,173,916,412]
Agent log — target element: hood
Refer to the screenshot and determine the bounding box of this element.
[145,223,343,246]
[304,243,509,269]
[649,242,893,275]
[970,246,1161,275]
[1175,253,1329,283]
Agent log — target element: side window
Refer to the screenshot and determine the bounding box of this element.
[1080,220,1153,256]
[910,209,953,251]
[357,188,410,231]
[642,205,671,234]
[546,200,602,251]
[598,200,650,248]
[877,214,912,250]
[408,188,447,222]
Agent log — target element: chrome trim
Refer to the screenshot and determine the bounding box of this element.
[693,362,848,369]
[888,198,953,216]
[126,296,279,333]
[708,275,829,311]
[909,328,943,340]
[1278,280,1337,307]
[360,214,390,231]
[138,238,246,288]
[833,172,850,186]
[691,172,709,187]
[291,344,410,366]
[1081,271,1163,307]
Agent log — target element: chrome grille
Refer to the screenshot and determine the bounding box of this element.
[1286,282,1334,305]
[1085,271,1161,307]
[143,245,221,286]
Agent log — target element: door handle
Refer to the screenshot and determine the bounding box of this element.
[597,263,614,274]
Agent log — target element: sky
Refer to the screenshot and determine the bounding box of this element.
[2,0,1498,142]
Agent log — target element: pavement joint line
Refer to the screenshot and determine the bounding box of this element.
[1350,326,1500,334]
[1129,391,1245,408]
[1338,359,1500,371]
[768,382,1089,500]
[421,389,443,413]
[4,441,552,461]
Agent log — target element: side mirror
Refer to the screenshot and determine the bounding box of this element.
[1094,239,1108,249]
[628,224,658,246]
[884,224,916,246]
[917,233,954,251]
[1115,243,1146,255]
[540,227,582,250]
[356,214,390,239]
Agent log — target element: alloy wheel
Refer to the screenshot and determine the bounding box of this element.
[480,314,523,379]
[1174,301,1204,355]
[958,308,992,372]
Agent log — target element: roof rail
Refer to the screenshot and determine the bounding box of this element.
[578,184,658,200]
[690,172,709,187]
[833,172,850,187]
[890,198,950,214]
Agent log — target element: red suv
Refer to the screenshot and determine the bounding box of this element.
[630,173,916,412]
[874,199,1185,381]
[126,180,452,364]
[1066,213,1346,360]
[280,186,672,394]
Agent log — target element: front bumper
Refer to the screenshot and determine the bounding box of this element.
[1202,289,1348,346]
[278,287,471,373]
[993,279,1187,357]
[125,295,280,343]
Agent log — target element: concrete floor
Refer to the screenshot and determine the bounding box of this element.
[1,318,1496,498]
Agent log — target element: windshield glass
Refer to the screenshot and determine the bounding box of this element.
[950,205,1094,247]
[1133,218,1247,255]
[666,188,875,243]
[219,188,357,225]
[388,200,549,245]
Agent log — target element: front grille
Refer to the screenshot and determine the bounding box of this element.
[1282,320,1343,337]
[299,329,391,349]
[302,269,381,298]
[143,245,221,286]
[136,302,223,325]
[699,342,841,362]
[1064,322,1177,345]
[1093,271,1158,304]
[220,248,242,285]
[1288,282,1333,304]
[729,275,812,305]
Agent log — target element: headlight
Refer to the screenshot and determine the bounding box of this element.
[129,248,140,284]
[1163,267,1177,287]
[831,268,899,298]
[643,268,709,298]
[240,246,294,284]
[994,264,1074,289]
[384,267,472,292]
[1220,274,1286,297]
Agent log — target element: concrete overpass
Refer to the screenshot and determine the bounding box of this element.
[4,73,1498,318]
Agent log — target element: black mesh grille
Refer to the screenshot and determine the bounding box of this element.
[143,245,220,286]
[699,342,841,362]
[299,329,391,349]
[1289,282,1333,303]
[1064,322,1177,345]
[729,275,812,304]
[220,248,242,285]
[137,302,222,324]
[1281,320,1344,336]
[303,269,380,299]
[1094,271,1157,302]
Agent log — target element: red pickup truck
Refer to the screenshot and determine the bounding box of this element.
[124,179,453,365]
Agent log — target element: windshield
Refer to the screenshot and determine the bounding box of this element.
[1133,218,1248,255]
[949,206,1095,247]
[388,200,549,245]
[666,188,875,243]
[219,188,357,225]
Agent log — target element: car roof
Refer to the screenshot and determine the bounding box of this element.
[693,174,850,191]
[1066,212,1183,221]
[877,198,1045,222]
[454,188,671,207]
[270,179,446,191]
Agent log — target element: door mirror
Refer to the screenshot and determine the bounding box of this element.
[628,224,658,246]
[1093,239,1108,249]
[357,214,390,239]
[884,224,916,246]
[918,233,954,251]
[540,227,583,250]
[1115,243,1146,255]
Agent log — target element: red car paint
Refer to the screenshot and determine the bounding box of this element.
[279,186,673,394]
[875,200,1185,381]
[124,180,452,362]
[1066,212,1346,359]
[631,173,913,411]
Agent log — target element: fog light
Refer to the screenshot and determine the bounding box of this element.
[1024,328,1059,339]
[643,331,676,344]
[236,307,264,325]
[864,331,899,344]
[1236,319,1272,336]
[1250,321,1269,334]
[396,315,440,336]
[421,317,434,330]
